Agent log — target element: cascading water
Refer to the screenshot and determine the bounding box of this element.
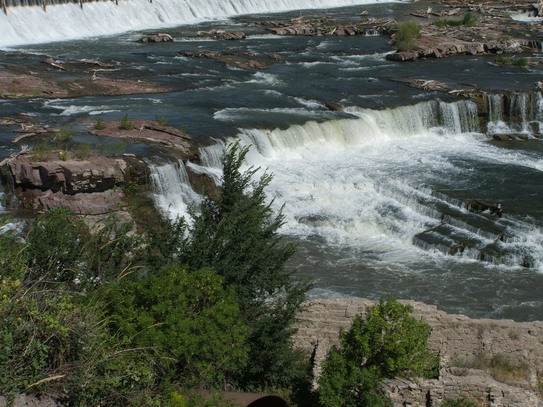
[195,99,543,275]
[0,0,392,47]
[148,159,201,221]
[487,91,543,135]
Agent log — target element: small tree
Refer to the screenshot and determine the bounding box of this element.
[105,267,250,387]
[318,299,439,407]
[179,142,310,388]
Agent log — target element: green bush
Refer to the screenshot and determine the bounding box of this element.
[435,12,478,27]
[119,114,134,130]
[494,55,528,67]
[441,398,480,407]
[73,143,93,159]
[105,267,250,387]
[31,142,53,160]
[55,124,76,143]
[155,115,168,126]
[26,207,87,284]
[93,116,106,130]
[394,22,421,51]
[318,299,439,407]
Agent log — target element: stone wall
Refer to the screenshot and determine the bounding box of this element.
[294,298,543,406]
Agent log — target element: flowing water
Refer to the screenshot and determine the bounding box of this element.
[2,0,543,321]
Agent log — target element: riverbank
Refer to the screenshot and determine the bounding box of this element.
[294,298,543,406]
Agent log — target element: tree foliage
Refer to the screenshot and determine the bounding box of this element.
[318,299,439,407]
[105,267,250,387]
[177,142,311,388]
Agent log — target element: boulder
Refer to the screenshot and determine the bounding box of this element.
[138,33,173,43]
[214,31,246,40]
[386,51,419,61]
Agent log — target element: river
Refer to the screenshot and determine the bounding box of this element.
[1,0,543,321]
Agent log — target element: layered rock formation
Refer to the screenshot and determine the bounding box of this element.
[294,298,543,406]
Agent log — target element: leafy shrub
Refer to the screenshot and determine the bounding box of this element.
[435,12,478,27]
[93,116,106,130]
[155,115,168,126]
[494,55,528,66]
[99,140,128,155]
[73,143,93,159]
[462,12,478,27]
[25,207,87,284]
[394,22,421,51]
[55,124,76,143]
[167,390,237,407]
[32,142,53,160]
[105,267,250,387]
[441,398,480,407]
[512,57,528,66]
[11,77,20,84]
[318,299,439,407]
[119,113,134,130]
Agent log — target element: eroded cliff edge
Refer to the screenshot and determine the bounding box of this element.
[294,298,543,406]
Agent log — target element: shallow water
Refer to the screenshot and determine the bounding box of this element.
[2,2,543,321]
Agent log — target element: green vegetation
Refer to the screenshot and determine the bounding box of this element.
[105,267,250,386]
[11,77,20,84]
[55,124,76,143]
[0,144,449,406]
[74,143,93,159]
[155,115,168,126]
[99,140,128,155]
[318,299,439,407]
[93,116,106,130]
[394,22,421,52]
[0,145,312,404]
[494,55,528,67]
[441,398,481,407]
[434,12,478,27]
[176,143,311,388]
[453,353,529,383]
[119,113,134,130]
[31,141,53,160]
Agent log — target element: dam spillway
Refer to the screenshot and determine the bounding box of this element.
[0,0,394,47]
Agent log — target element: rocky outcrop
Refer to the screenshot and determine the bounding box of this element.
[260,16,395,37]
[89,120,198,159]
[138,33,173,43]
[197,30,246,40]
[177,50,275,70]
[383,368,542,407]
[294,298,543,406]
[0,152,136,215]
[2,154,126,194]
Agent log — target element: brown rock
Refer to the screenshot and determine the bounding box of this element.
[3,154,126,194]
[138,33,173,43]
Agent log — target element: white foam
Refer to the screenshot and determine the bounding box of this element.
[1,0,396,47]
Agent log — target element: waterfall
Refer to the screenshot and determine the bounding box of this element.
[148,159,201,221]
[487,91,543,135]
[225,99,480,158]
[0,0,393,47]
[196,97,543,270]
